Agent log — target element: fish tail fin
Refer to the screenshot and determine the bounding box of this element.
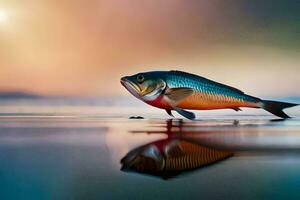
[261,100,298,118]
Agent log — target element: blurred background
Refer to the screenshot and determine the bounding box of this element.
[1,3,300,199]
[0,0,299,98]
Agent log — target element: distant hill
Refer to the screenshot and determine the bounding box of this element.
[0,92,41,99]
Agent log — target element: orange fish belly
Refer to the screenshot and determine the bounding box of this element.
[177,91,258,110]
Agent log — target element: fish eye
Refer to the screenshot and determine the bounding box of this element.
[137,74,144,83]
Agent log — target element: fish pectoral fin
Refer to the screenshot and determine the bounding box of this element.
[164,87,195,119]
[232,107,242,112]
[165,87,194,104]
[165,141,185,157]
[165,109,173,117]
[174,107,196,120]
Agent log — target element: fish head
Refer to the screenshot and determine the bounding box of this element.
[120,144,165,173]
[120,72,166,101]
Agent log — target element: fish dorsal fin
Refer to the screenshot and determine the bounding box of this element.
[165,87,194,103]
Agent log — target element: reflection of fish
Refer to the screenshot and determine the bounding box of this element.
[121,138,233,179]
[121,70,298,119]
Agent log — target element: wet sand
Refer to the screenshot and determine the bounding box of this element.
[0,101,300,199]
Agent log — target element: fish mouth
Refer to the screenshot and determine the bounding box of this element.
[120,77,141,97]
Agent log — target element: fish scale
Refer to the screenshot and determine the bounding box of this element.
[164,140,232,171]
[167,71,246,99]
[164,71,258,110]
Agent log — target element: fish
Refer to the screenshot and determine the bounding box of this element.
[121,70,298,119]
[120,138,233,179]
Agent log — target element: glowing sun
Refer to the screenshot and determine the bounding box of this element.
[0,9,8,24]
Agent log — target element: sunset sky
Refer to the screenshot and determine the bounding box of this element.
[0,0,299,97]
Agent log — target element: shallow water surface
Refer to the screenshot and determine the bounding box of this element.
[0,103,300,199]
